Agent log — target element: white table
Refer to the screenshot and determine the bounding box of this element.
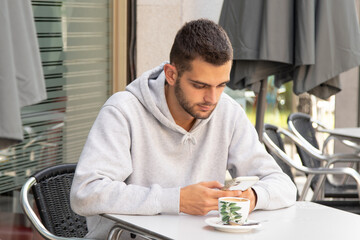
[319,128,360,143]
[103,202,360,240]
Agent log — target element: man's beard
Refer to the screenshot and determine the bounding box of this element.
[174,79,216,119]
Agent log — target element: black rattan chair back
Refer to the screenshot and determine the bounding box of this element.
[263,124,295,182]
[288,113,321,189]
[32,164,88,238]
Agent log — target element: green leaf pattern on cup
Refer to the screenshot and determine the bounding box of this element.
[220,201,242,225]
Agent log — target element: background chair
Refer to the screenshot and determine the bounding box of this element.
[20,163,88,240]
[287,112,360,200]
[263,124,360,214]
[263,124,300,200]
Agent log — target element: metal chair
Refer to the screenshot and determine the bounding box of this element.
[287,112,360,159]
[20,163,89,240]
[263,124,360,214]
[263,124,300,200]
[287,112,360,199]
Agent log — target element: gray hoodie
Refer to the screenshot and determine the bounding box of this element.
[70,62,297,239]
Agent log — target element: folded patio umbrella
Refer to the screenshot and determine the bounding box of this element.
[0,0,47,150]
[219,0,360,138]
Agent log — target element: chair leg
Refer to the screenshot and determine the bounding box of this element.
[341,162,357,185]
[107,225,124,240]
[299,174,314,201]
[312,174,327,201]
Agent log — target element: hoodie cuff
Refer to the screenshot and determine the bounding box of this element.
[159,187,180,214]
[251,185,270,210]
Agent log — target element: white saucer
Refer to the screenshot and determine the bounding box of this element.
[205,217,261,233]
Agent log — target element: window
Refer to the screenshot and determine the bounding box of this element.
[0,0,112,194]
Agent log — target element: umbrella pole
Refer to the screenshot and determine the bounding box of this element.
[255,78,268,142]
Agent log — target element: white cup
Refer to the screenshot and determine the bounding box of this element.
[218,197,250,225]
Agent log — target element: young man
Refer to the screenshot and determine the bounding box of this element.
[70,19,297,239]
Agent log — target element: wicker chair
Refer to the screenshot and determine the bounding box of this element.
[287,112,360,199]
[20,163,89,240]
[263,124,360,214]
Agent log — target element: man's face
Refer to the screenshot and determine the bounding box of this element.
[174,58,232,119]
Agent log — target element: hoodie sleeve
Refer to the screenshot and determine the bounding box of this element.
[226,107,297,210]
[70,104,180,216]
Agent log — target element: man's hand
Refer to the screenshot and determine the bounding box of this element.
[238,188,257,212]
[180,181,242,215]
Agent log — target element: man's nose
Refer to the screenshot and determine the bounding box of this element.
[204,87,217,104]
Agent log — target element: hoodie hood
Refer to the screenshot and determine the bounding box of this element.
[126,62,215,137]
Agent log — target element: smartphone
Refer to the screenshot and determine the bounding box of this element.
[222,176,259,191]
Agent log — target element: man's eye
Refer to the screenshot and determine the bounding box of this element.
[193,84,205,89]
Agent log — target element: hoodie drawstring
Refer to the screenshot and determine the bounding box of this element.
[181,134,197,153]
[181,134,197,145]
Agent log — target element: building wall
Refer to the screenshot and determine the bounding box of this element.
[334,0,360,153]
[335,69,359,128]
[136,0,224,76]
[335,0,360,129]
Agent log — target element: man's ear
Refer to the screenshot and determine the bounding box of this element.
[164,64,178,86]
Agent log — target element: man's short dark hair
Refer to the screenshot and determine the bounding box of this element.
[169,19,233,77]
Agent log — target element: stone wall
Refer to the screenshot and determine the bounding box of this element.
[136,0,224,76]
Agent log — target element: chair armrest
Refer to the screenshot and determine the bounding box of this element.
[322,135,360,155]
[313,119,360,155]
[324,154,360,168]
[281,127,360,164]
